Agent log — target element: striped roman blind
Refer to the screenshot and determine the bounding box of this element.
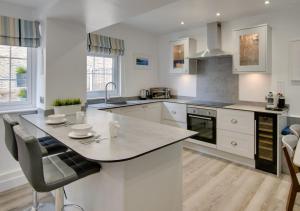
[0,16,41,48]
[87,33,125,56]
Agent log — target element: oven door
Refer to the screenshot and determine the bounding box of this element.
[187,114,216,145]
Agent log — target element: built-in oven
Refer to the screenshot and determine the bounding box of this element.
[187,106,217,146]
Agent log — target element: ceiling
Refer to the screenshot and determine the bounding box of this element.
[125,0,300,34]
[0,0,179,32]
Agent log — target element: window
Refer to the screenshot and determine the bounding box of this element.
[0,45,34,109]
[87,55,119,99]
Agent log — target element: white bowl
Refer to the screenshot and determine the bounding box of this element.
[48,114,66,122]
[71,124,92,136]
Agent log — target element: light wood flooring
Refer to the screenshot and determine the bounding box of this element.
[1,148,300,211]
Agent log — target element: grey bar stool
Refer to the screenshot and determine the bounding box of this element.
[13,125,101,211]
[3,114,68,210]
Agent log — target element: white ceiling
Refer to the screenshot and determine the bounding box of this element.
[125,0,300,34]
[0,0,179,32]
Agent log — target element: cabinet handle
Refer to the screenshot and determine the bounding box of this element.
[231,119,238,124]
[171,110,177,115]
[231,141,238,146]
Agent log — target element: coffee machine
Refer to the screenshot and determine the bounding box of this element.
[265,92,278,109]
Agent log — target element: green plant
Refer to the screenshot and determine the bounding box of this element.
[16,66,26,74]
[18,88,27,98]
[52,98,81,106]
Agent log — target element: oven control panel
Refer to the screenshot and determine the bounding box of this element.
[187,107,217,117]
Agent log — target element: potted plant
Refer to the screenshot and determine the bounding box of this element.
[18,88,27,100]
[53,98,82,115]
[16,66,26,87]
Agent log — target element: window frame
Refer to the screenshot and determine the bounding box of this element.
[0,46,36,111]
[87,54,120,99]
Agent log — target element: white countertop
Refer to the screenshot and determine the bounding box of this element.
[223,104,288,114]
[21,109,197,162]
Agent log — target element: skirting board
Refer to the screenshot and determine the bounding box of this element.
[183,140,255,168]
[0,168,27,192]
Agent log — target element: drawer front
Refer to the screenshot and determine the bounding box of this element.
[218,109,254,135]
[217,129,254,159]
[162,102,187,123]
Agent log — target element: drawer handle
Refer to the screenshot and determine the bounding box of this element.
[171,110,177,114]
[231,141,238,146]
[231,119,238,124]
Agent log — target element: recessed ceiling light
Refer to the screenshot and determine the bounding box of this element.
[265,0,270,5]
[180,21,185,25]
[216,12,221,17]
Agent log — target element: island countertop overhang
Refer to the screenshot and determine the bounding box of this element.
[21,109,197,162]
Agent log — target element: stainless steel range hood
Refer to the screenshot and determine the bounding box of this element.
[191,22,231,59]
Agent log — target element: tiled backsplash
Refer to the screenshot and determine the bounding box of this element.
[196,56,238,103]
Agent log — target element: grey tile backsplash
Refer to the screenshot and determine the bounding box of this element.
[196,56,238,103]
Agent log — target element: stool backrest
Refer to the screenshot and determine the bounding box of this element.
[282,135,300,187]
[13,125,45,191]
[290,124,300,138]
[3,114,19,161]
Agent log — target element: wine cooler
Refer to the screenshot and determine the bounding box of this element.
[255,112,277,174]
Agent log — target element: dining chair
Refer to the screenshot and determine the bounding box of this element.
[290,124,300,138]
[282,134,300,211]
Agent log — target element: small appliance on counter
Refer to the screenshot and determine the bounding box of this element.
[277,93,286,109]
[265,92,287,111]
[265,92,278,110]
[150,87,171,99]
[139,89,149,100]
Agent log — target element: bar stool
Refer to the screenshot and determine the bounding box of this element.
[3,114,68,210]
[13,125,101,211]
[290,124,300,138]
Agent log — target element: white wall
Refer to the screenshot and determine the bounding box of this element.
[221,5,300,115]
[158,6,300,115]
[96,23,160,97]
[42,18,86,109]
[0,2,36,20]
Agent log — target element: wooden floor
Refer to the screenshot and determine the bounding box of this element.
[1,148,300,211]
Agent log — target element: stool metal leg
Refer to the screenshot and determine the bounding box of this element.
[55,188,64,211]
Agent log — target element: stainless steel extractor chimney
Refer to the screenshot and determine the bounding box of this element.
[191,22,231,59]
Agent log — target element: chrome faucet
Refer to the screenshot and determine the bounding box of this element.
[105,82,117,104]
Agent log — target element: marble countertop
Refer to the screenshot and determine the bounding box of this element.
[21,109,197,162]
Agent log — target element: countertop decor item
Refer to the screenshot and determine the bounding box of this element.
[53,98,82,115]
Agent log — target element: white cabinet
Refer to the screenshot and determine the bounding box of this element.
[233,24,271,73]
[162,102,187,123]
[116,103,162,123]
[217,109,255,159]
[217,130,254,159]
[170,38,197,74]
[119,105,144,119]
[217,109,254,135]
[162,102,187,128]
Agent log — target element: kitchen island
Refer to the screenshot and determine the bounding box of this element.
[21,108,197,211]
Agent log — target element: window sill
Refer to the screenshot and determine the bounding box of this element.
[0,107,38,115]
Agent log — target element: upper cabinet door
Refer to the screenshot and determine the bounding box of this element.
[170,38,197,74]
[233,25,271,74]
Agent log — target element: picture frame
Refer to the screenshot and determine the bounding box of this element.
[133,53,152,70]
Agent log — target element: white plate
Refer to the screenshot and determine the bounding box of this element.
[46,118,67,125]
[68,131,94,139]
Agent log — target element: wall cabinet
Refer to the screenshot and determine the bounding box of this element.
[233,24,271,73]
[170,38,197,74]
